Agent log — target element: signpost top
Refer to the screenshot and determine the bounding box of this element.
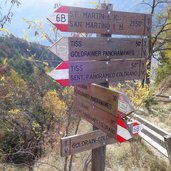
[47,6,151,36]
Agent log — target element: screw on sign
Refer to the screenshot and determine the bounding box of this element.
[47,6,151,35]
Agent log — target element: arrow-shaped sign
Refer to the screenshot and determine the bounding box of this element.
[49,37,148,61]
[74,94,143,138]
[74,95,118,137]
[47,6,151,36]
[75,84,134,118]
[48,59,146,86]
[60,120,143,157]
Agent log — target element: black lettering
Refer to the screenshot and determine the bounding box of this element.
[56,14,66,23]
[85,22,110,29]
[70,51,102,58]
[113,14,119,21]
[83,12,105,19]
[69,11,77,17]
[130,20,142,27]
[71,65,83,72]
[71,41,82,47]
[71,75,83,81]
[131,62,139,69]
[77,90,90,99]
[119,24,124,30]
[61,14,66,22]
[70,21,82,27]
[136,41,141,47]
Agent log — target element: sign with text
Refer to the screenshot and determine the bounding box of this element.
[74,96,118,137]
[48,59,146,86]
[49,37,148,61]
[74,84,134,118]
[60,119,143,156]
[47,6,151,35]
[60,130,116,157]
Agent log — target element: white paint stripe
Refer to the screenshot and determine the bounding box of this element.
[117,125,132,140]
[48,69,69,80]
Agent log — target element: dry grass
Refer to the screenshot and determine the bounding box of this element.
[1,118,171,171]
[106,139,171,171]
[0,163,27,171]
[32,134,171,171]
[139,100,171,133]
[1,106,171,171]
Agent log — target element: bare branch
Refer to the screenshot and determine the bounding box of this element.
[0,0,20,28]
[153,47,171,52]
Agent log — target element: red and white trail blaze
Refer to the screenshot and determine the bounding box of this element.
[116,118,143,143]
[48,61,69,86]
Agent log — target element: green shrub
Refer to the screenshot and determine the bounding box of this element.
[0,131,34,165]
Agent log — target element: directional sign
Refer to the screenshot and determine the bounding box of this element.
[47,6,151,36]
[49,37,148,61]
[60,130,115,157]
[48,59,146,86]
[74,84,134,118]
[74,96,117,137]
[60,119,143,157]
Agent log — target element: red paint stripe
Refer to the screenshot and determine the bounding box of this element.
[55,24,68,32]
[133,122,139,126]
[116,135,126,143]
[56,79,69,86]
[134,133,139,136]
[117,118,127,129]
[56,61,69,70]
[55,6,69,13]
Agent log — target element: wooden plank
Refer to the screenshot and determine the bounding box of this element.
[49,37,148,61]
[60,130,116,157]
[47,6,151,36]
[48,59,146,86]
[74,96,117,137]
[69,59,146,85]
[74,84,134,117]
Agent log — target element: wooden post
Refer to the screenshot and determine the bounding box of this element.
[164,135,171,165]
[91,3,113,171]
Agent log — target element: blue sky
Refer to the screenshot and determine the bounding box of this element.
[4,0,151,45]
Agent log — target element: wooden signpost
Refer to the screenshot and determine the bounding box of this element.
[75,84,134,118]
[47,3,152,171]
[60,130,115,157]
[49,37,148,61]
[47,6,151,35]
[48,59,146,86]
